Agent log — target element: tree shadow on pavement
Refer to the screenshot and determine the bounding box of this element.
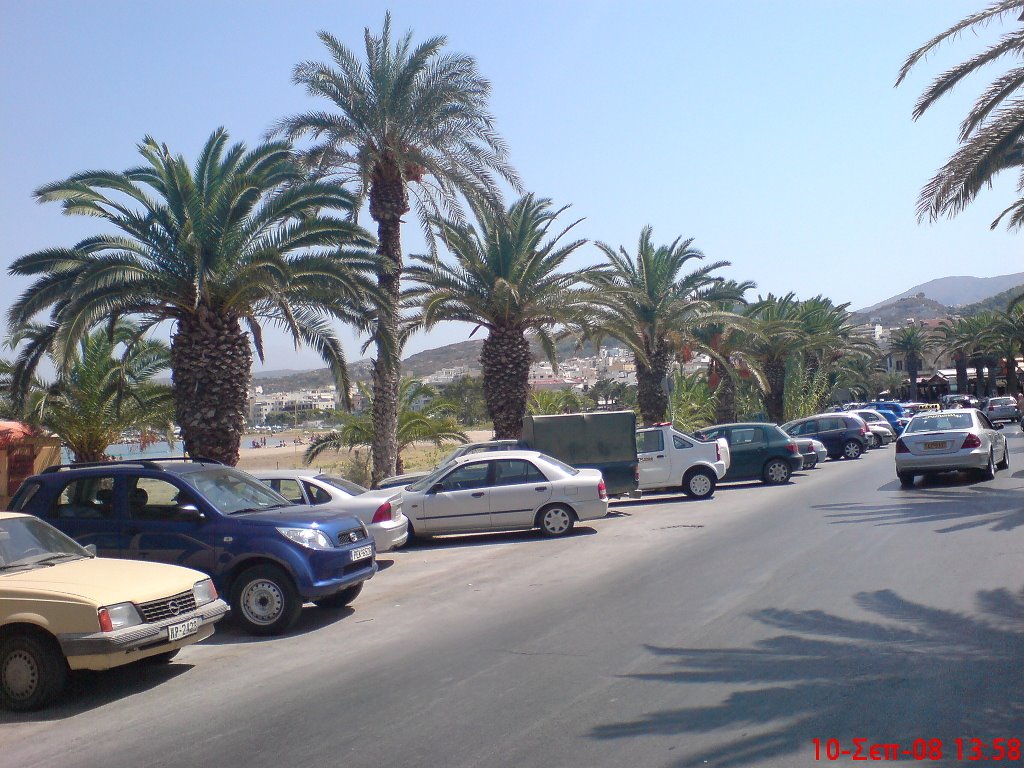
[590,588,1024,767]
[815,484,1024,532]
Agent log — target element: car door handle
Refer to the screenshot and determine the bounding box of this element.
[656,454,665,458]
[471,492,485,498]
[534,486,548,492]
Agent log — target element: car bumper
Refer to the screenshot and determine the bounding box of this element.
[789,455,805,471]
[574,499,609,522]
[371,515,409,552]
[713,460,728,479]
[895,448,990,473]
[59,598,228,670]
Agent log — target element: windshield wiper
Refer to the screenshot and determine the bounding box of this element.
[25,552,83,566]
[229,503,288,515]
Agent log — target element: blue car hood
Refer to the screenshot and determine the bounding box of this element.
[234,505,361,530]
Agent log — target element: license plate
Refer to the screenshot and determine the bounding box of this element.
[350,545,373,562]
[167,617,200,641]
[923,441,946,450]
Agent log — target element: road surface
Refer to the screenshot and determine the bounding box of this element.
[3,435,1022,767]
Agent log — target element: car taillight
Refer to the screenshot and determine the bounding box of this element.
[962,433,982,449]
[371,502,392,524]
[895,439,909,453]
[598,480,607,500]
[97,608,113,632]
[786,442,799,454]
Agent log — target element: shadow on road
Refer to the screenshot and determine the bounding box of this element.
[590,587,1024,767]
[816,482,1024,532]
[401,526,598,551]
[2,662,194,723]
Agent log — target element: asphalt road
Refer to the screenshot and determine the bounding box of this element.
[3,435,1023,767]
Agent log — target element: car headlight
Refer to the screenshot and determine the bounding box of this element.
[277,527,334,550]
[98,602,143,632]
[192,578,218,606]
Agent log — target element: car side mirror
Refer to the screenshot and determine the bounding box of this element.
[178,503,206,521]
[429,483,445,495]
[994,423,1004,431]
[84,544,98,556]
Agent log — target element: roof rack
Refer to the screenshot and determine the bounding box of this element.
[42,456,224,473]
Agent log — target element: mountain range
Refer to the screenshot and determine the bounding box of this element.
[855,272,1024,314]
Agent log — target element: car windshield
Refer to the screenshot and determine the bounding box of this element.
[185,468,291,514]
[317,475,367,495]
[0,517,90,571]
[407,464,451,493]
[906,413,974,433]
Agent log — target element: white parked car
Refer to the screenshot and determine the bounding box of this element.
[851,409,897,447]
[895,409,1009,487]
[635,424,730,499]
[399,451,608,539]
[252,469,408,552]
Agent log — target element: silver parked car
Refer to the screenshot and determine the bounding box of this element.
[852,410,897,447]
[980,396,1021,423]
[378,440,523,489]
[895,409,1009,487]
[253,469,408,552]
[400,450,608,539]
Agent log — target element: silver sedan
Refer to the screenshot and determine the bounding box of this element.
[895,409,1009,487]
[399,450,608,540]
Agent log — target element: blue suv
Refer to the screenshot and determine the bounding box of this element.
[10,458,376,635]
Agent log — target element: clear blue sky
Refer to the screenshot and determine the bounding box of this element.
[1,1,1018,372]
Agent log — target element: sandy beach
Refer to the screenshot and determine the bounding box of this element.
[234,428,495,475]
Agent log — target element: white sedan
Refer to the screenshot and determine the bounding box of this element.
[895,409,1009,487]
[253,469,408,552]
[399,450,608,539]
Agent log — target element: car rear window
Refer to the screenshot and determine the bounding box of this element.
[906,413,974,432]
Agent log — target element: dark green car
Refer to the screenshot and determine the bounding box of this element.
[693,422,804,484]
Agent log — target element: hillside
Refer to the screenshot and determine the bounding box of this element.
[851,294,952,325]
[857,272,1024,313]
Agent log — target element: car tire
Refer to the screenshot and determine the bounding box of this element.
[982,451,997,481]
[681,468,716,499]
[804,457,817,470]
[145,649,180,664]
[842,440,863,460]
[866,434,878,449]
[314,582,364,610]
[230,564,303,636]
[1,632,68,712]
[537,505,575,537]
[997,444,1009,470]
[404,520,430,547]
[898,472,915,488]
[762,459,791,485]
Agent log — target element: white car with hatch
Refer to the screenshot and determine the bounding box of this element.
[895,409,1009,487]
[399,450,608,540]
[252,469,408,552]
[635,423,730,499]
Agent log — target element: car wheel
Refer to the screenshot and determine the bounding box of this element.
[762,459,791,485]
[866,434,878,449]
[403,520,430,547]
[1,632,68,712]
[145,649,180,665]
[314,582,364,610]
[681,468,716,499]
[842,440,863,460]
[898,472,915,488]
[537,505,575,537]
[804,457,817,470]
[982,451,997,481]
[230,564,303,636]
[997,443,1010,470]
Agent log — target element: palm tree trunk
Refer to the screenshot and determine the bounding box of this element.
[988,358,999,395]
[764,358,786,424]
[955,353,968,395]
[368,155,409,486]
[481,326,531,439]
[171,307,250,465]
[712,360,737,423]
[908,360,919,401]
[635,346,670,425]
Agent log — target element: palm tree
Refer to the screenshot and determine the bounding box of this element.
[897,1,1024,229]
[406,195,587,439]
[985,306,1024,393]
[273,14,518,484]
[6,322,175,462]
[743,294,807,424]
[304,379,467,474]
[528,388,590,415]
[669,370,718,431]
[7,129,378,465]
[889,325,935,401]
[584,227,737,425]
[938,316,984,396]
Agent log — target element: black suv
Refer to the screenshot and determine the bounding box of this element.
[11,458,377,635]
[781,414,869,460]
